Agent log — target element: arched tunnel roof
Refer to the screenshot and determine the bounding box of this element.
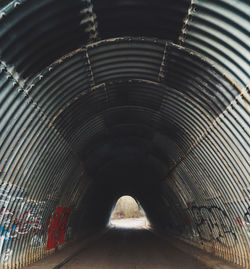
[0,0,249,268]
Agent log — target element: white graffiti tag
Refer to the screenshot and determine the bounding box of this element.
[1,248,12,265]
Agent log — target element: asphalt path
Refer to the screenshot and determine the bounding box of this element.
[61,228,208,269]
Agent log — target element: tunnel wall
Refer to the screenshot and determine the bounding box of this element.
[0,0,249,268]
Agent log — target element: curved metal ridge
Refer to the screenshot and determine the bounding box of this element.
[93,0,191,41]
[0,1,249,268]
[179,0,250,88]
[0,0,93,79]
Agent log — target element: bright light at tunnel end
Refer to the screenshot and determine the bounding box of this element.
[108,196,151,230]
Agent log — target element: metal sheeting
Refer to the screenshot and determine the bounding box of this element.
[93,0,191,41]
[0,0,249,268]
[179,0,249,89]
[0,62,87,267]
[0,0,95,79]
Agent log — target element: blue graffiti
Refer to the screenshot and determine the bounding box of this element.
[0,225,16,241]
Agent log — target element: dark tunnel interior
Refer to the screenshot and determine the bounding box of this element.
[0,0,249,268]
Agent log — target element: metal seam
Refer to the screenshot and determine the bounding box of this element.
[0,61,26,88]
[178,0,194,45]
[85,47,96,87]
[0,61,83,162]
[158,41,168,81]
[166,91,248,176]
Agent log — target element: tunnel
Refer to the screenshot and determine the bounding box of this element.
[0,0,249,268]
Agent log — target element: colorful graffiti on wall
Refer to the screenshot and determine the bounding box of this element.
[0,182,73,263]
[46,206,72,250]
[0,183,48,240]
[0,183,51,264]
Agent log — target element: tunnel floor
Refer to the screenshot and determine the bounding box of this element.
[60,228,208,269]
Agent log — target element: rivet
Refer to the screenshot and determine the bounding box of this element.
[0,12,6,19]
[14,2,20,8]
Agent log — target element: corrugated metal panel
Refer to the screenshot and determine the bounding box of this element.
[0,0,95,79]
[0,0,249,268]
[179,0,249,89]
[0,62,87,267]
[93,0,191,41]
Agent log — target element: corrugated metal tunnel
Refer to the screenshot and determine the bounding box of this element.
[0,0,249,268]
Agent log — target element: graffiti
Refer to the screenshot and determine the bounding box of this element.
[0,184,74,254]
[244,207,250,224]
[236,217,243,227]
[244,206,250,236]
[65,226,72,241]
[30,234,45,249]
[0,182,51,243]
[191,205,237,247]
[0,183,25,209]
[0,248,12,265]
[15,201,45,235]
[46,206,72,250]
[0,201,48,242]
[0,182,53,258]
[184,212,191,225]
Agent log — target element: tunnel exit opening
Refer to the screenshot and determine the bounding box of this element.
[108,195,150,229]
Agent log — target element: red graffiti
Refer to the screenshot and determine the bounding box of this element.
[46,206,72,250]
[0,207,45,239]
[236,217,243,227]
[184,213,191,225]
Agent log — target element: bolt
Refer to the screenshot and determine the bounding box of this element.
[14,2,20,8]
[0,13,6,19]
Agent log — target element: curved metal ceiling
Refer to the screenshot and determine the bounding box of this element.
[0,0,249,268]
